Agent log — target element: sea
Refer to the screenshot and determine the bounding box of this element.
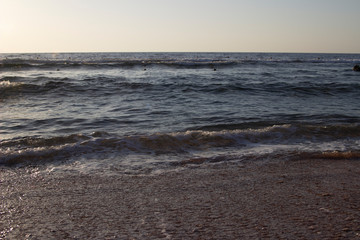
[1,52,360,174]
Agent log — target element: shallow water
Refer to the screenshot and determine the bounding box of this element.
[1,52,360,173]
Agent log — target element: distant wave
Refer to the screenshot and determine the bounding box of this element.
[0,78,74,99]
[1,55,360,70]
[0,58,237,70]
[0,80,22,88]
[1,76,359,100]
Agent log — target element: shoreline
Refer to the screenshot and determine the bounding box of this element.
[1,159,359,239]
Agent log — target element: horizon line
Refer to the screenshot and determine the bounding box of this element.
[1,51,360,55]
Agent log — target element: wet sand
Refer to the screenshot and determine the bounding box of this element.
[1,159,359,239]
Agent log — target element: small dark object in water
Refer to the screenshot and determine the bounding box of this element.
[353,65,360,72]
[214,68,216,71]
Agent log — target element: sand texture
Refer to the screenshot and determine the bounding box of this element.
[1,159,360,239]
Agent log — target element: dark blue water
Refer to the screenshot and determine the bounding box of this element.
[1,52,360,173]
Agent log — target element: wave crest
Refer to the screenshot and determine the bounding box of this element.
[1,123,360,167]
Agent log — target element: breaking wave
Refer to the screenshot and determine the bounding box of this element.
[1,123,359,167]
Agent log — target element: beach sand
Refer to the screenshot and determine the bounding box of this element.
[1,159,359,239]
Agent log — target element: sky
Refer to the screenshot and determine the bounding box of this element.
[1,0,360,53]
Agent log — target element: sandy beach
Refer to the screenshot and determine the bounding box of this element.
[1,159,359,239]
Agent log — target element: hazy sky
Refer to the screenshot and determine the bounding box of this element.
[1,0,359,53]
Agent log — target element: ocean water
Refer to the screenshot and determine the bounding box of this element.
[1,52,360,174]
